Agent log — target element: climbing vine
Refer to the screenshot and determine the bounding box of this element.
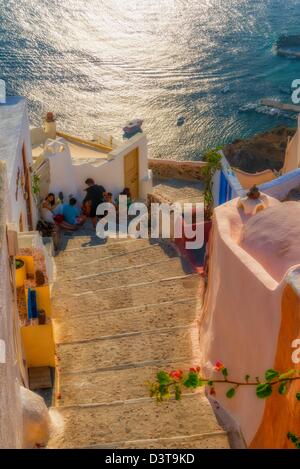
[32,173,41,198]
[148,362,300,448]
[202,148,222,220]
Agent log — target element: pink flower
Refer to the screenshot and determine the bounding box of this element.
[214,361,225,372]
[169,370,183,380]
[189,366,201,373]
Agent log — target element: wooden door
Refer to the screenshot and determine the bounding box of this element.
[124,148,139,200]
[22,145,33,231]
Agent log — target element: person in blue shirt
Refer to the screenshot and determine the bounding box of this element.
[62,198,84,226]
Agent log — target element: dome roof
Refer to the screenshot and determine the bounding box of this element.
[239,201,300,282]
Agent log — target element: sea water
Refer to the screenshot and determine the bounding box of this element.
[1,0,300,160]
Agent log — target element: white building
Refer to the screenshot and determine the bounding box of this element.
[31,123,153,206]
[0,97,38,230]
[0,95,153,448]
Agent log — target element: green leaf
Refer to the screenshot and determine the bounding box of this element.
[256,383,273,399]
[265,369,279,382]
[157,371,171,385]
[174,384,182,401]
[287,432,298,444]
[226,388,236,399]
[183,372,200,389]
[197,380,207,387]
[207,380,214,387]
[278,381,288,395]
[222,368,228,379]
[296,393,300,401]
[279,369,296,381]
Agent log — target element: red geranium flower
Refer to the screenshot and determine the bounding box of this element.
[214,361,225,372]
[169,370,183,380]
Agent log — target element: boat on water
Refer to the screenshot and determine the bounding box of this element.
[239,103,257,112]
[177,116,185,126]
[221,85,230,94]
[123,118,143,136]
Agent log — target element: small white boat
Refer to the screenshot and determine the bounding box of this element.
[239,103,257,112]
[221,85,230,94]
[123,119,143,135]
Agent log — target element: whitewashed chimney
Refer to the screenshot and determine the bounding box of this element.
[43,112,57,139]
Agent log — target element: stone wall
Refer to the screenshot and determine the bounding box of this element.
[149,158,206,181]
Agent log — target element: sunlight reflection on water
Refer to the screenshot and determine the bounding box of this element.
[1,0,300,159]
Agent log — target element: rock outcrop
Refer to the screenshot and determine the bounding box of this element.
[223,126,296,173]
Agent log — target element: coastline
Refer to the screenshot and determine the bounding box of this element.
[223,126,297,174]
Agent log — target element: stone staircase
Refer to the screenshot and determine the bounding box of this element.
[48,229,229,449]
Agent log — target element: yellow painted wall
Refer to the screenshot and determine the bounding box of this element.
[15,264,26,288]
[250,284,300,448]
[21,324,55,368]
[18,255,35,276]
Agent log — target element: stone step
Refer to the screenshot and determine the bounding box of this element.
[55,239,158,265]
[55,244,177,275]
[53,299,198,344]
[56,326,197,374]
[59,234,128,251]
[52,276,202,319]
[57,360,197,406]
[53,258,193,292]
[48,393,227,448]
[87,432,229,449]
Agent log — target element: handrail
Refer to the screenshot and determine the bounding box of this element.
[56,131,113,154]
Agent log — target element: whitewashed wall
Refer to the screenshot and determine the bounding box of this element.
[282,115,300,174]
[44,139,79,201]
[0,164,23,448]
[6,101,38,230]
[73,133,151,201]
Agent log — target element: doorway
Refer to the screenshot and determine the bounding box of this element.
[124,148,139,200]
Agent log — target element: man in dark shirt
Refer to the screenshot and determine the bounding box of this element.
[82,178,106,227]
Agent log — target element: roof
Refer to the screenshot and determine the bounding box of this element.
[240,201,300,282]
[0,96,27,181]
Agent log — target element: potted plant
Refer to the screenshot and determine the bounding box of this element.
[15,258,26,288]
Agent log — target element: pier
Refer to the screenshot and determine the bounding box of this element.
[260,99,300,114]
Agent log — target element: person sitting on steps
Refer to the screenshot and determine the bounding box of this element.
[55,197,86,231]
